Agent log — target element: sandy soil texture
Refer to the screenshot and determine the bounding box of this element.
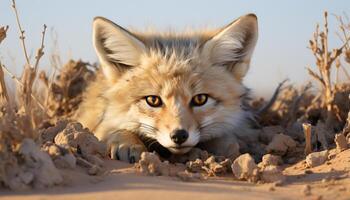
[1,148,349,200]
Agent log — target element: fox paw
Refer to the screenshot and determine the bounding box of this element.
[108,132,147,163]
[110,142,146,163]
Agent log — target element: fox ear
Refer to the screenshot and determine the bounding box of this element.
[201,14,258,81]
[93,17,146,82]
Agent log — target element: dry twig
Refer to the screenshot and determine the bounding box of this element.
[0,26,9,44]
[0,63,45,110]
[302,123,312,155]
[9,0,48,136]
[11,0,30,66]
[0,26,10,106]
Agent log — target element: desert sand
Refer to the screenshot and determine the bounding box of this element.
[1,148,349,200]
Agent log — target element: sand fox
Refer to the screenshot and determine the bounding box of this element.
[74,14,258,163]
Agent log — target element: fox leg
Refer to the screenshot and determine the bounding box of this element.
[198,134,240,160]
[107,130,147,163]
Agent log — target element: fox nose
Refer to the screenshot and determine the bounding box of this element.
[170,129,189,145]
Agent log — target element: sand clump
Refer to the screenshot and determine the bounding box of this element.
[41,142,76,169]
[230,153,285,184]
[258,154,285,183]
[259,154,283,167]
[40,121,107,175]
[231,153,259,182]
[305,150,329,167]
[259,165,285,183]
[186,159,204,173]
[38,120,68,144]
[17,139,63,188]
[136,152,202,181]
[137,150,286,184]
[177,151,232,176]
[0,138,63,190]
[136,151,233,181]
[136,152,171,176]
[54,122,107,165]
[266,134,297,156]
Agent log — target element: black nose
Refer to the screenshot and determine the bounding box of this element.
[170,129,189,145]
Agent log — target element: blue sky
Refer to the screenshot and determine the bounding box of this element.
[1,0,350,97]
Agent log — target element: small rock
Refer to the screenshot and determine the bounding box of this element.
[159,161,171,176]
[231,153,259,182]
[266,134,297,156]
[260,166,286,183]
[259,154,283,167]
[88,165,101,175]
[137,152,170,176]
[54,153,76,169]
[54,122,106,155]
[204,156,216,165]
[19,139,63,188]
[41,142,63,158]
[186,159,203,173]
[54,122,106,166]
[306,150,329,167]
[208,162,226,174]
[334,133,348,152]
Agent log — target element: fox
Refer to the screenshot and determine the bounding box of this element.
[74,13,258,163]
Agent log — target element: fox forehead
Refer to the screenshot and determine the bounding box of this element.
[113,48,243,103]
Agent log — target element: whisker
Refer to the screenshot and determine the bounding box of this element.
[198,121,239,140]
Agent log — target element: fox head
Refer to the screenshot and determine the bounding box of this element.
[92,14,258,154]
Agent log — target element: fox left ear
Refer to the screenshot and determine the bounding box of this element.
[93,17,147,82]
[201,14,258,81]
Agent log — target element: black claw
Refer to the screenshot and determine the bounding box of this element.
[129,156,135,164]
[116,152,120,160]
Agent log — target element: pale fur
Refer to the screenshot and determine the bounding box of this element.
[74,14,258,162]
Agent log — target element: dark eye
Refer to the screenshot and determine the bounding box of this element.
[145,96,163,107]
[191,94,208,107]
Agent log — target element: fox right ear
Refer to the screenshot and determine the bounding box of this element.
[201,14,258,82]
[93,17,146,82]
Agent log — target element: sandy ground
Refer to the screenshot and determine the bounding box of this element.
[1,149,349,200]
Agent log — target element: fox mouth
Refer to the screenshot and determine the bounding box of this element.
[139,136,193,156]
[167,146,192,154]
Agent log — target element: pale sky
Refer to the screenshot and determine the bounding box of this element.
[1,0,350,97]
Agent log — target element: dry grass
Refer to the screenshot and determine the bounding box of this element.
[307,12,350,128]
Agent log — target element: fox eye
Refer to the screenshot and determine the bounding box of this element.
[191,94,208,107]
[145,96,163,107]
